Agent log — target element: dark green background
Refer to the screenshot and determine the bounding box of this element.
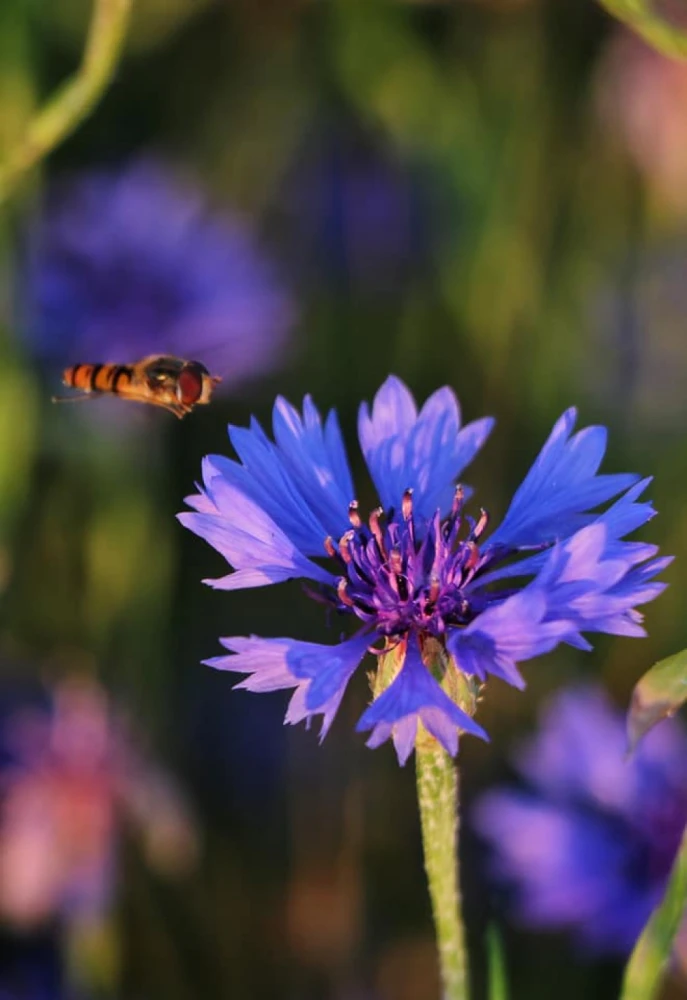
[1,2,686,998]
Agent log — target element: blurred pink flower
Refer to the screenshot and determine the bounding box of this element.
[0,677,198,931]
[597,29,687,212]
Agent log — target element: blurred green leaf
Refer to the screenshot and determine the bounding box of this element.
[487,925,509,1000]
[620,823,687,1000]
[627,648,687,752]
[599,0,687,59]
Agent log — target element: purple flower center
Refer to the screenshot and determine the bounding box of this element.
[323,486,499,639]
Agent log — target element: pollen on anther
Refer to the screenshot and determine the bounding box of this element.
[339,532,354,564]
[348,501,361,529]
[369,508,386,555]
[472,508,489,541]
[337,578,355,607]
[465,541,480,572]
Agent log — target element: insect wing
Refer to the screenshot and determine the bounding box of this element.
[140,355,186,389]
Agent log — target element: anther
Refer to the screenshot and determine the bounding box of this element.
[464,541,480,572]
[348,501,361,529]
[337,578,355,607]
[452,485,465,516]
[402,489,414,521]
[324,536,337,559]
[470,508,489,541]
[338,531,354,564]
[369,507,386,556]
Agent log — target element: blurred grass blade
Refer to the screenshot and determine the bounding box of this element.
[598,0,687,59]
[620,823,687,1000]
[487,925,509,1000]
[0,0,133,205]
[627,648,687,752]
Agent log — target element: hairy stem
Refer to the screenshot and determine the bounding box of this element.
[416,741,468,1000]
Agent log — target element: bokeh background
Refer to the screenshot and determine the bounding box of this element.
[0,1,686,998]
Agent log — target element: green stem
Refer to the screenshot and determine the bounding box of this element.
[620,821,687,1000]
[0,0,134,206]
[598,0,687,60]
[416,741,468,1000]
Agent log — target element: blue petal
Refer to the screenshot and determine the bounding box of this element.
[530,523,671,640]
[178,477,334,590]
[448,590,573,688]
[271,394,355,537]
[358,375,494,521]
[226,398,353,554]
[206,633,369,739]
[479,479,659,588]
[215,429,332,556]
[356,639,488,764]
[488,409,639,548]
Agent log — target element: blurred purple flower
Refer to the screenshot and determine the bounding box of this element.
[26,158,294,389]
[473,685,687,957]
[0,676,197,931]
[284,125,432,296]
[180,376,668,764]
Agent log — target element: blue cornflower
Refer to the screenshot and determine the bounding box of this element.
[180,377,669,764]
[473,685,687,959]
[26,158,294,390]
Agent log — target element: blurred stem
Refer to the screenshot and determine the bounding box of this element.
[416,743,468,1000]
[620,821,687,1000]
[598,1,687,59]
[0,0,133,206]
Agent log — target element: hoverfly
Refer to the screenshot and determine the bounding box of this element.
[53,355,222,418]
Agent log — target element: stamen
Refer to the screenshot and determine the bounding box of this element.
[324,536,337,559]
[388,547,408,600]
[369,507,386,556]
[402,489,414,521]
[338,531,354,564]
[389,549,403,576]
[471,508,489,541]
[464,541,480,572]
[337,578,355,607]
[443,484,465,541]
[348,501,361,529]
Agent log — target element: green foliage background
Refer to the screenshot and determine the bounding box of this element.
[1,1,687,998]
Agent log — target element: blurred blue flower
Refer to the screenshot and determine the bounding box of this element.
[26,158,294,390]
[283,123,432,296]
[180,376,668,764]
[473,685,687,958]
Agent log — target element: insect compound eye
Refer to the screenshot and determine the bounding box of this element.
[176,364,206,406]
